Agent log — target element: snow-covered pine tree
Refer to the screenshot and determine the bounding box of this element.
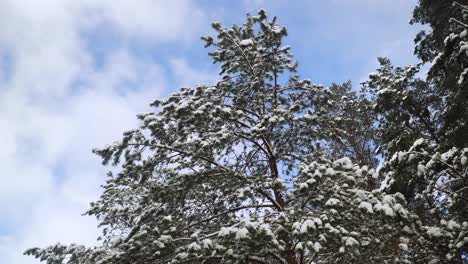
[411,0,468,64]
[365,2,468,262]
[25,10,438,264]
[428,1,468,149]
[318,81,379,168]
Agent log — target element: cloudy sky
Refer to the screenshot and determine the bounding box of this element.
[0,0,420,263]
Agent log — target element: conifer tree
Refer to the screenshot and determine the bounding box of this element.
[366,2,468,261]
[24,10,429,264]
[25,5,468,264]
[319,81,378,168]
[411,0,468,63]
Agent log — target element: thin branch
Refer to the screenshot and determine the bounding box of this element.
[185,204,274,229]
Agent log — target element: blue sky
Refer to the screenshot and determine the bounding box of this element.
[0,0,420,263]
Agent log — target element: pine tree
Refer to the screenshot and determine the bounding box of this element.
[318,81,378,168]
[411,0,468,63]
[367,2,468,261]
[410,0,468,149]
[24,6,468,264]
[24,10,435,264]
[427,1,468,149]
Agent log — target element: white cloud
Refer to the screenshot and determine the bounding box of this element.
[0,49,169,263]
[76,0,205,42]
[169,58,217,88]
[0,0,206,263]
[0,50,165,263]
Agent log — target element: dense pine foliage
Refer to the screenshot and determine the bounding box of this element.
[26,2,468,263]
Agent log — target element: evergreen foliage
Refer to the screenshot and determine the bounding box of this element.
[25,3,468,263]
